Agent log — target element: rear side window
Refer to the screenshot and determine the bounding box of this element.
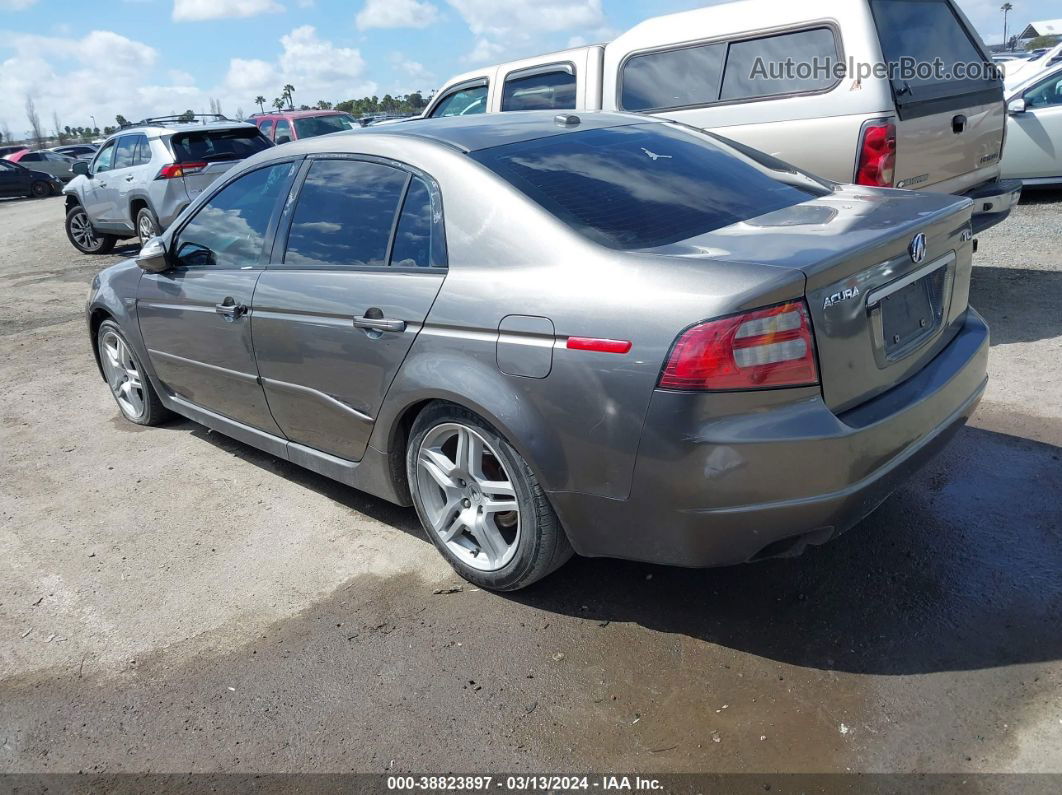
[175,162,296,269]
[134,136,152,166]
[502,67,577,111]
[284,159,409,268]
[113,136,141,169]
[622,44,726,111]
[721,28,840,101]
[170,128,271,163]
[870,0,994,93]
[471,123,822,250]
[430,84,488,117]
[391,176,447,268]
[274,120,292,144]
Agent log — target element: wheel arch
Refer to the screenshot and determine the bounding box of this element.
[88,307,115,380]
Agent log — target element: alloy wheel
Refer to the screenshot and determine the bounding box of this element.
[416,423,521,571]
[70,210,100,250]
[100,330,145,419]
[138,213,157,246]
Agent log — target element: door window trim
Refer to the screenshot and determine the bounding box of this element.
[427,78,489,118]
[616,20,845,113]
[168,157,305,272]
[269,153,448,273]
[501,61,577,112]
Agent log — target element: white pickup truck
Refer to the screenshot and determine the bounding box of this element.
[423,0,1021,232]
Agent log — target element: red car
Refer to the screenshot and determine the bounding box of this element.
[247,110,360,144]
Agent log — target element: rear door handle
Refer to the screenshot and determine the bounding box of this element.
[215,298,248,321]
[125,175,135,181]
[353,314,406,333]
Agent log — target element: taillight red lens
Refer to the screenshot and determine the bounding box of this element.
[855,120,896,188]
[156,161,207,179]
[659,301,819,391]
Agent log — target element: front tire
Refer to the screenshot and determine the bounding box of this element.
[30,181,50,198]
[66,205,117,254]
[97,320,171,426]
[407,403,573,591]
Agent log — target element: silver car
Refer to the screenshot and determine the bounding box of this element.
[86,112,989,590]
[63,116,272,255]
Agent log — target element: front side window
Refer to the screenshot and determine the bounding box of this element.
[174,162,296,269]
[471,123,824,250]
[720,28,840,101]
[93,140,116,173]
[430,84,488,117]
[284,159,409,268]
[502,67,577,111]
[259,120,274,138]
[1025,72,1062,108]
[21,152,42,162]
[622,43,726,111]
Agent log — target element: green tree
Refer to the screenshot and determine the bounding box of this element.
[178,109,195,122]
[255,95,266,113]
[283,83,295,109]
[115,114,130,127]
[1026,35,1061,50]
[272,97,285,111]
[1001,3,1013,48]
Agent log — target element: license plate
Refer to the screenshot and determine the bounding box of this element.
[879,266,946,357]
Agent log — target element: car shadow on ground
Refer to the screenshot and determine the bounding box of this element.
[970,265,1062,345]
[172,413,1062,677]
[1017,188,1062,205]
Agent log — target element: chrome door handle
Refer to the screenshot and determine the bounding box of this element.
[353,315,406,333]
[215,299,248,321]
[98,181,107,187]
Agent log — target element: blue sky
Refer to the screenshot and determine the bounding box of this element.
[0,0,1057,138]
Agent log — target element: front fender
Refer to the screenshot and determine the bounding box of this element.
[86,261,149,381]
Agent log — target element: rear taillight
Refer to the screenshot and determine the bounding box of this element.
[855,120,896,188]
[659,301,819,391]
[156,161,207,180]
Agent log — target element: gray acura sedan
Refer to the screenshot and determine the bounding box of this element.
[87,111,989,590]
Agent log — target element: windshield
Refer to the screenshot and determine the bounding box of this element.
[293,114,359,139]
[470,123,825,250]
[170,128,272,163]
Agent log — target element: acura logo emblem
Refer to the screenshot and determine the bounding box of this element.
[909,233,927,264]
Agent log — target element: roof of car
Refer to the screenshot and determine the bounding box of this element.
[353,110,658,153]
[251,110,350,119]
[108,120,259,139]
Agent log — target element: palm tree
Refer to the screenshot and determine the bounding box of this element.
[255,95,266,113]
[272,97,285,111]
[1001,3,1013,50]
[283,84,295,110]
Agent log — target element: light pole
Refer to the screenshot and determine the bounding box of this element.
[90,115,97,132]
[1001,3,1013,51]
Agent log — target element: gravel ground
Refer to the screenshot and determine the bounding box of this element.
[0,192,1060,776]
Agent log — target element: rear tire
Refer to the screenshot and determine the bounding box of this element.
[30,181,50,198]
[407,402,573,591]
[136,206,161,247]
[66,205,117,255]
[97,320,171,426]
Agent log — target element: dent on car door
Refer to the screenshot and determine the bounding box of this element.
[251,157,448,462]
[137,161,299,434]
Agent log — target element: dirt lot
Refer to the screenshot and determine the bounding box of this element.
[0,193,1060,775]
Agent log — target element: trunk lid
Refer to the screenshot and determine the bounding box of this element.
[649,186,975,413]
[167,126,273,202]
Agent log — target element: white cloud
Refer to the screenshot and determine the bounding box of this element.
[172,0,283,22]
[388,52,434,93]
[446,0,606,63]
[356,0,440,31]
[0,0,38,9]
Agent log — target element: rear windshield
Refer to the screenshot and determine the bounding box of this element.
[293,114,359,139]
[170,128,271,163]
[870,0,998,96]
[470,124,824,250]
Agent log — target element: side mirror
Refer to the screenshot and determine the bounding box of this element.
[71,161,89,177]
[1008,98,1027,114]
[136,237,170,273]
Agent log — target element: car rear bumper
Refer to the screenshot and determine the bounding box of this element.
[550,309,989,567]
[963,178,1022,233]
